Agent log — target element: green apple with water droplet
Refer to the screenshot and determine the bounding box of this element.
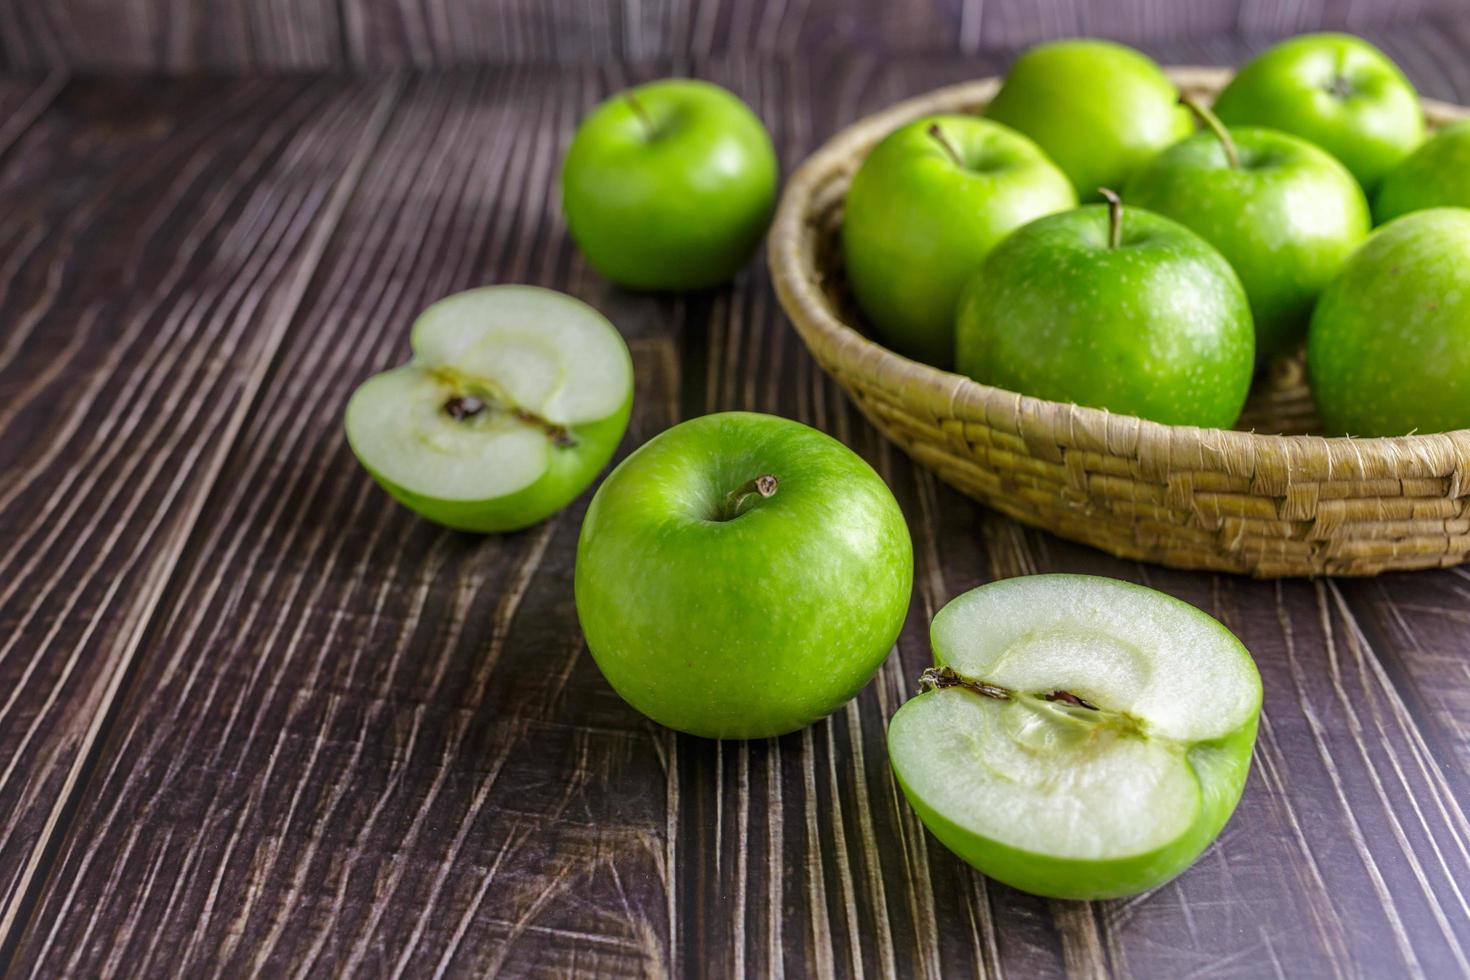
[575,412,913,739]
[1125,97,1370,357]
[345,285,633,532]
[1308,207,1470,436]
[887,574,1262,900]
[955,192,1255,428]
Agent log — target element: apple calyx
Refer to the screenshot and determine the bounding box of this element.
[926,123,966,169]
[1178,93,1240,169]
[917,665,1147,740]
[431,366,577,447]
[1327,74,1354,100]
[1097,187,1124,249]
[717,473,779,521]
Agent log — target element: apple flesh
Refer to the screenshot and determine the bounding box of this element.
[1125,111,1370,357]
[575,412,913,739]
[842,114,1076,367]
[1213,33,1424,192]
[1308,207,1470,436]
[887,575,1262,900]
[1374,120,1470,224]
[345,285,633,532]
[985,39,1192,201]
[955,195,1255,428]
[561,79,778,291]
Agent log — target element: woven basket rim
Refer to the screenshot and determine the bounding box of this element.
[769,65,1470,476]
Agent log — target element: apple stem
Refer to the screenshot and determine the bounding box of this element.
[1178,92,1240,169]
[1098,187,1124,249]
[926,123,965,168]
[626,92,654,137]
[720,474,779,520]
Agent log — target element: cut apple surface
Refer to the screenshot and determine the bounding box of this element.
[887,574,1261,900]
[345,285,633,533]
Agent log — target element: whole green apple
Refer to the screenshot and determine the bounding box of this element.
[1308,207,1470,436]
[1213,33,1424,192]
[985,39,1192,200]
[561,79,778,290]
[575,412,913,739]
[345,285,633,532]
[888,574,1261,900]
[842,114,1076,366]
[955,193,1255,428]
[1374,120,1470,223]
[1125,98,1370,356]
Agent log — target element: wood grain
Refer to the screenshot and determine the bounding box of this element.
[0,73,396,953]
[2,20,1469,980]
[0,0,1461,71]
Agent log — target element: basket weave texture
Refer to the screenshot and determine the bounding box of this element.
[769,67,1470,577]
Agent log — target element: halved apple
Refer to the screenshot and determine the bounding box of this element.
[345,285,633,532]
[887,574,1261,900]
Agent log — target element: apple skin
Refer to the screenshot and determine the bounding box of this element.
[892,710,1257,900]
[352,400,632,533]
[1125,126,1370,357]
[1374,120,1470,224]
[985,39,1192,201]
[574,412,914,739]
[1213,33,1424,192]
[842,114,1076,367]
[887,574,1262,900]
[1308,207,1470,436]
[561,79,777,291]
[955,204,1255,428]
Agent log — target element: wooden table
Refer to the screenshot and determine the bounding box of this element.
[2,23,1469,979]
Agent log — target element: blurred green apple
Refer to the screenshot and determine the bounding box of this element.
[986,39,1192,200]
[1213,33,1424,192]
[1374,120,1470,223]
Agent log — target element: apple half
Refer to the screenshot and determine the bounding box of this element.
[345,285,633,532]
[888,575,1261,900]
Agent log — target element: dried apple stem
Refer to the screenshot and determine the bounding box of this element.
[1098,187,1124,249]
[926,123,965,168]
[1179,92,1240,169]
[720,474,779,520]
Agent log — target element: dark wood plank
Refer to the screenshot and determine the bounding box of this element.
[7,69,681,978]
[0,0,1462,71]
[0,75,396,951]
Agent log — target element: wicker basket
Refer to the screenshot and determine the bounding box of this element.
[769,67,1470,577]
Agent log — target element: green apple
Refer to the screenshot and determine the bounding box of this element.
[345,285,633,532]
[575,412,913,739]
[561,79,778,290]
[1213,33,1424,192]
[1374,120,1470,223]
[842,115,1076,366]
[888,574,1262,900]
[1308,208,1470,436]
[955,192,1255,428]
[985,39,1193,200]
[1125,97,1370,357]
